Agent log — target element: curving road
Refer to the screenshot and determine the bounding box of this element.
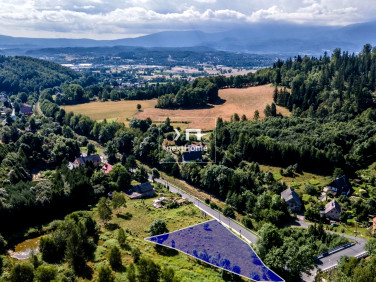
[315,233,367,269]
[296,220,367,281]
[153,177,258,244]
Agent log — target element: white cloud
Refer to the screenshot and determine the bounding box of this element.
[247,2,361,25]
[0,0,375,38]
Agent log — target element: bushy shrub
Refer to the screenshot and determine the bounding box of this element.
[223,206,235,219]
[242,216,253,229]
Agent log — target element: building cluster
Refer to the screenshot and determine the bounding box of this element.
[68,153,157,200]
[68,154,114,176]
[0,92,34,125]
[281,175,352,222]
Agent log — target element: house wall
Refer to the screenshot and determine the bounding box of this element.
[286,200,301,212]
[326,209,340,221]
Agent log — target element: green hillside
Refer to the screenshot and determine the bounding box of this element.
[0,56,79,93]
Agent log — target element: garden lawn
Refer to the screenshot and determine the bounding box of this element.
[90,186,231,281]
[260,164,332,194]
[146,220,283,282]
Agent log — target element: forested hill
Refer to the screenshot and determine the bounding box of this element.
[212,44,376,176]
[256,44,376,121]
[0,56,79,93]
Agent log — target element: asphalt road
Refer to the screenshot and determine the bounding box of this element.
[316,242,365,268]
[316,234,367,269]
[300,223,367,281]
[154,177,258,244]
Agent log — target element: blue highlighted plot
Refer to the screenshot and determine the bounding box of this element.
[145,220,284,282]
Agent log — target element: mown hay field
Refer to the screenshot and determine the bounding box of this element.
[64,99,157,122]
[64,84,289,130]
[135,84,290,130]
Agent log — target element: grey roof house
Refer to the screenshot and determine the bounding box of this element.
[325,200,342,221]
[126,182,156,199]
[281,188,302,213]
[182,151,203,162]
[74,154,101,167]
[19,104,33,116]
[328,175,352,196]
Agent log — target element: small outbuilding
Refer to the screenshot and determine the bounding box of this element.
[102,163,113,174]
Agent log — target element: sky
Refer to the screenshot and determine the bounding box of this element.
[1,0,376,39]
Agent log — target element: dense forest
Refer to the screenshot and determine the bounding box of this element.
[204,45,376,175]
[0,56,79,93]
[156,77,219,108]
[213,114,376,174]
[263,44,376,119]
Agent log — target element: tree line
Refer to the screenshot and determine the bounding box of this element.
[258,44,376,120]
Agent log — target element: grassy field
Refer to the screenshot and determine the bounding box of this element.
[79,146,104,155]
[64,85,290,131]
[79,139,106,155]
[88,184,228,281]
[136,84,290,130]
[97,118,118,123]
[64,100,157,123]
[259,164,332,194]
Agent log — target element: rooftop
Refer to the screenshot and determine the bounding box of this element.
[325,200,341,213]
[182,150,203,162]
[75,154,101,165]
[281,188,301,204]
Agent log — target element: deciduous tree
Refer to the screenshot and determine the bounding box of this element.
[98,197,112,225]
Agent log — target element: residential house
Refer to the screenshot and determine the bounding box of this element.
[19,103,33,116]
[325,200,342,221]
[327,175,352,196]
[1,106,11,116]
[182,151,203,162]
[102,163,113,174]
[126,182,156,199]
[281,188,302,213]
[74,154,101,168]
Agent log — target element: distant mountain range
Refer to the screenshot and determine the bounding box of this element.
[1,21,376,56]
